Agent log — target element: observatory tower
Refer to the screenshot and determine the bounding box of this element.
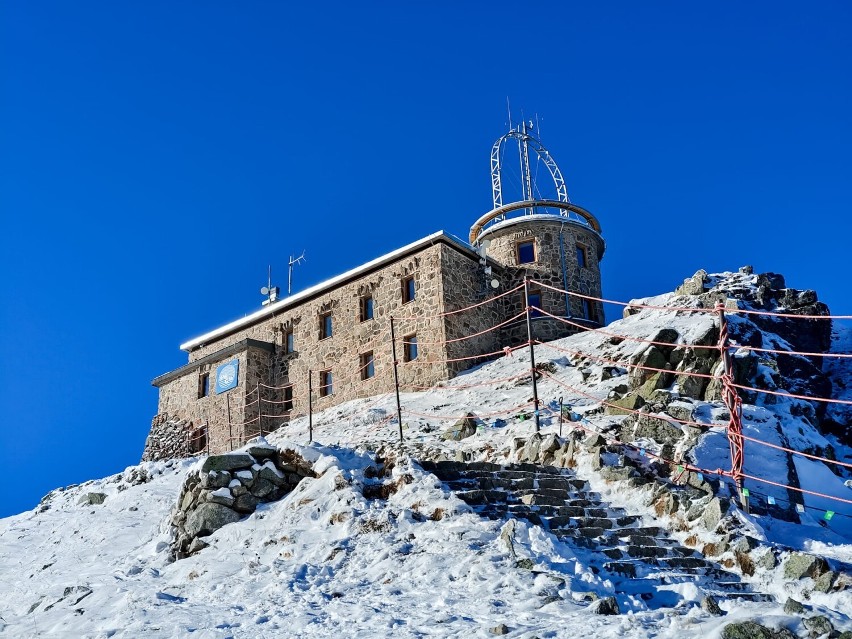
[471,122,605,342]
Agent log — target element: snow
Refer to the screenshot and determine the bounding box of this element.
[2,271,851,637]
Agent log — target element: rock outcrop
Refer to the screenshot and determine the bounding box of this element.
[169,438,315,559]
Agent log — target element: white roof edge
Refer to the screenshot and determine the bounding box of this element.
[179,231,474,352]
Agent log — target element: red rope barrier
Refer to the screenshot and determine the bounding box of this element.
[731,382,852,406]
[740,473,852,506]
[404,401,535,421]
[533,307,723,352]
[534,340,722,381]
[538,371,718,430]
[738,432,852,470]
[392,282,525,321]
[400,371,530,391]
[734,345,852,360]
[531,279,717,314]
[413,311,527,345]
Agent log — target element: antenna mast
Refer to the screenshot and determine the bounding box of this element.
[260,265,279,306]
[288,251,306,295]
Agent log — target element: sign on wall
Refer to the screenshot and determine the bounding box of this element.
[215,359,239,394]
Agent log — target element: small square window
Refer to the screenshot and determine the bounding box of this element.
[282,385,293,412]
[402,276,416,304]
[403,334,418,362]
[198,372,210,398]
[360,295,374,322]
[576,244,588,268]
[527,290,543,318]
[360,351,375,380]
[319,370,333,397]
[517,240,536,264]
[320,312,333,339]
[284,329,294,354]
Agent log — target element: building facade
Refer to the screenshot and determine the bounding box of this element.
[143,133,607,461]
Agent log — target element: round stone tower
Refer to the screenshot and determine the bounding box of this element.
[470,123,605,343]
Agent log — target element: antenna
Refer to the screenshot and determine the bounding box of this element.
[260,265,279,306]
[288,251,306,295]
[506,96,512,131]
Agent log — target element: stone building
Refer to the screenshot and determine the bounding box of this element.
[144,128,607,461]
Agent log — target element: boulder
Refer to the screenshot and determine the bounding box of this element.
[78,492,106,506]
[701,497,728,532]
[201,470,232,489]
[250,478,275,499]
[783,553,829,580]
[184,502,241,538]
[442,413,477,441]
[803,616,833,638]
[489,624,510,635]
[234,493,260,513]
[244,437,278,459]
[604,391,645,415]
[521,433,542,461]
[201,453,256,473]
[783,598,804,615]
[812,570,836,593]
[701,595,724,616]
[632,413,683,445]
[720,621,774,639]
[590,596,619,615]
[207,487,234,507]
[187,537,209,555]
[258,461,287,486]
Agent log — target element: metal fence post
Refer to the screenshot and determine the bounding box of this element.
[226,394,233,451]
[390,316,404,442]
[308,369,313,443]
[717,302,747,513]
[524,276,541,433]
[257,382,263,437]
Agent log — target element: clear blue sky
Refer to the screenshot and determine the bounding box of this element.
[1,2,850,517]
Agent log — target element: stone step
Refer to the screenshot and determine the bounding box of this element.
[626,545,670,559]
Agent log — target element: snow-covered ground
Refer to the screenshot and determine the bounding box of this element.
[2,272,850,637]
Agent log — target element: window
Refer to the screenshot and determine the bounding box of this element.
[360,351,375,380]
[284,329,294,354]
[360,295,374,322]
[403,334,418,362]
[582,299,593,321]
[319,370,333,397]
[517,240,536,264]
[576,244,588,268]
[189,424,207,453]
[282,385,293,412]
[527,290,543,318]
[402,276,416,304]
[198,372,210,398]
[320,312,333,339]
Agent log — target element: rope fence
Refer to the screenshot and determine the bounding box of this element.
[193,275,850,522]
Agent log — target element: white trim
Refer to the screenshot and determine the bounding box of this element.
[179,231,473,352]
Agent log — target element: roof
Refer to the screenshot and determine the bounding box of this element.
[179,231,480,352]
[152,339,275,387]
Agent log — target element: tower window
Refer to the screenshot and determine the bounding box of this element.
[284,329,294,354]
[360,351,375,380]
[582,299,593,321]
[403,334,418,362]
[527,290,543,318]
[402,276,416,304]
[517,240,536,264]
[198,373,210,398]
[282,385,293,412]
[319,370,333,397]
[576,244,588,268]
[360,295,374,322]
[320,312,333,339]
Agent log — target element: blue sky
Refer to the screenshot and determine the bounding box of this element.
[1,2,850,517]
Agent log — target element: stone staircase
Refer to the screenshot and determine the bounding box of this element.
[420,460,769,602]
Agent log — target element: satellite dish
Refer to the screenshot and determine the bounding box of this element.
[261,286,269,295]
[482,239,492,248]
[490,279,500,289]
